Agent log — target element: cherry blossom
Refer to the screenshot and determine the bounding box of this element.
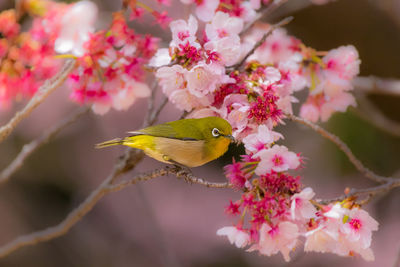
[249,221,299,262]
[180,0,219,22]
[217,226,251,248]
[219,94,251,137]
[205,11,243,40]
[254,145,300,175]
[290,187,316,221]
[341,208,379,249]
[54,1,98,56]
[186,62,227,97]
[242,124,283,153]
[305,203,379,261]
[170,15,198,47]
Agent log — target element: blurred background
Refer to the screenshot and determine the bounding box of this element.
[1,0,400,266]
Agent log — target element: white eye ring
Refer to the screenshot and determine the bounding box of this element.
[212,128,220,137]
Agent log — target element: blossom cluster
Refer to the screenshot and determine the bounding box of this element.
[149,0,375,262]
[219,124,378,261]
[0,0,68,108]
[66,11,158,114]
[217,189,378,261]
[0,0,162,114]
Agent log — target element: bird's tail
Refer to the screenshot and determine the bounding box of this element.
[95,138,125,149]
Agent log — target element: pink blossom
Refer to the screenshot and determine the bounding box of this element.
[188,107,220,118]
[192,0,219,22]
[317,45,360,96]
[247,28,299,64]
[204,35,242,66]
[249,222,299,262]
[250,0,261,9]
[320,91,356,121]
[299,101,320,122]
[224,160,248,189]
[254,145,300,175]
[300,91,356,122]
[129,7,145,20]
[217,226,251,248]
[205,11,244,40]
[54,1,98,56]
[220,94,251,136]
[304,224,339,254]
[169,15,198,47]
[324,203,347,219]
[262,67,282,85]
[290,187,316,221]
[112,80,150,111]
[149,48,171,67]
[248,92,282,126]
[278,53,308,93]
[156,65,187,96]
[242,124,283,153]
[341,208,379,249]
[186,62,227,98]
[305,204,378,261]
[240,2,257,21]
[156,0,172,6]
[168,89,210,111]
[276,95,298,115]
[0,10,20,38]
[153,11,172,29]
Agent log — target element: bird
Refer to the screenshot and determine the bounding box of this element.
[96,116,234,167]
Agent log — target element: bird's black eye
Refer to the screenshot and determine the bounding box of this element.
[212,128,220,137]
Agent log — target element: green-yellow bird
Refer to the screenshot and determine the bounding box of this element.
[96,116,234,167]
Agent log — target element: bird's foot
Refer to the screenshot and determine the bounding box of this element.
[167,163,193,183]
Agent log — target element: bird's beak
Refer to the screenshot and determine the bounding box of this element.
[225,135,235,142]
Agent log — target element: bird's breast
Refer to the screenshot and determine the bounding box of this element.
[153,137,207,167]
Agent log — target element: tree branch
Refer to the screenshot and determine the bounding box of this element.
[393,243,400,267]
[148,96,169,126]
[0,107,89,185]
[353,93,400,138]
[228,16,293,70]
[353,76,400,96]
[287,114,395,184]
[241,0,289,35]
[0,59,76,144]
[0,166,230,258]
[317,179,400,205]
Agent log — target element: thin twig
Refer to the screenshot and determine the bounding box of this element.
[145,80,159,126]
[393,243,400,267]
[228,16,293,70]
[174,168,232,188]
[353,93,400,138]
[108,166,231,192]
[0,107,89,185]
[287,114,394,184]
[241,0,289,35]
[353,76,400,96]
[149,96,169,126]
[0,166,230,258]
[0,59,76,144]
[318,179,400,205]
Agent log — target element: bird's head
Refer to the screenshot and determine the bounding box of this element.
[199,117,234,143]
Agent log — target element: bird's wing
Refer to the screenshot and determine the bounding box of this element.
[128,124,176,137]
[127,120,203,140]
